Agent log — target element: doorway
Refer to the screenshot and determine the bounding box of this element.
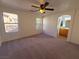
[57,15,71,40]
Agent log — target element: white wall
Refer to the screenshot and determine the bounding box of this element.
[70,9,79,44]
[0,10,2,46]
[0,6,42,43]
[43,15,58,37]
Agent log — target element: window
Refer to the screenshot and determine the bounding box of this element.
[3,12,18,33]
[36,18,42,30]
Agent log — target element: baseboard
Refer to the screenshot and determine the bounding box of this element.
[2,33,42,44]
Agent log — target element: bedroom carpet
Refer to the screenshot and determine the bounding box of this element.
[0,34,79,59]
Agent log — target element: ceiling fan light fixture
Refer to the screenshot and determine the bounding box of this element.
[39,0,45,4]
[32,1,54,14]
[40,9,45,13]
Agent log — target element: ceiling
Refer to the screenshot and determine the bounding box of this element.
[0,0,79,13]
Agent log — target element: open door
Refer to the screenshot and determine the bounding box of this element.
[57,15,71,40]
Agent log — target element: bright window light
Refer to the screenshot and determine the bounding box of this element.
[3,12,18,33]
[63,15,71,20]
[36,18,42,30]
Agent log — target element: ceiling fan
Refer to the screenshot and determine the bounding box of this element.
[32,0,54,13]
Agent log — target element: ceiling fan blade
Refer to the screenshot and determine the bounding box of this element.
[44,2,49,7]
[45,8,54,11]
[32,5,40,8]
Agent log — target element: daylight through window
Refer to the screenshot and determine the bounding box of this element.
[3,12,18,33]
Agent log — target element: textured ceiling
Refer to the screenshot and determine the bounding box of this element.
[0,0,79,13]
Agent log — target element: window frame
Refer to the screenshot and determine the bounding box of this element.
[3,12,19,33]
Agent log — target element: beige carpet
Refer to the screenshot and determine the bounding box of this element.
[0,34,79,59]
